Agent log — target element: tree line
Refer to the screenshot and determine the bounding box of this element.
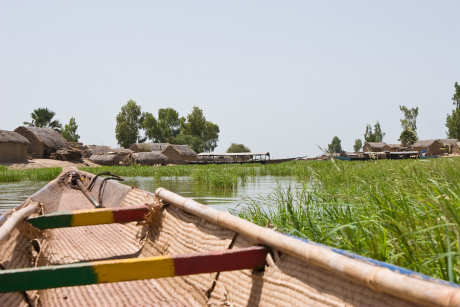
[20,81,460,155]
[328,82,460,153]
[20,102,250,154]
[114,100,220,152]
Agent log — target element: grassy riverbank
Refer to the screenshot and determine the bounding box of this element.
[0,165,62,183]
[238,157,460,283]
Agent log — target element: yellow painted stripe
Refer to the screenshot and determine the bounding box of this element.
[93,256,175,283]
[71,209,114,226]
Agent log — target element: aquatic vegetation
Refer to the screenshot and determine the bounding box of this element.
[0,166,62,183]
[237,157,460,283]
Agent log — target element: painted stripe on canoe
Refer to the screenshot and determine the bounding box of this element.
[26,206,149,229]
[0,246,267,293]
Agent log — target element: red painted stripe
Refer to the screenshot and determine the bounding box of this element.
[112,206,149,223]
[173,246,267,276]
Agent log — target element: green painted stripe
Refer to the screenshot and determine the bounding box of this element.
[0,262,98,292]
[27,211,73,229]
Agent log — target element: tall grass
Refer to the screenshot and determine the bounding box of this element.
[237,157,460,283]
[0,166,62,183]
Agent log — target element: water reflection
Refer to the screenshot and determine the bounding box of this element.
[0,181,48,214]
[124,176,301,211]
[0,176,302,213]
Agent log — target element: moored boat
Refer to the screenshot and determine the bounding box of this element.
[1,168,460,306]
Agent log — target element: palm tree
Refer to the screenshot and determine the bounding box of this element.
[23,108,62,130]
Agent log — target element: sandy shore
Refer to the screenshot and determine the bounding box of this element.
[4,159,100,170]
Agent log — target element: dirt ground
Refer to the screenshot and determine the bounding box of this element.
[4,159,100,170]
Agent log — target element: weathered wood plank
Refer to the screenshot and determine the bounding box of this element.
[0,246,267,293]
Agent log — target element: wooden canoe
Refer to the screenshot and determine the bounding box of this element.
[1,168,460,306]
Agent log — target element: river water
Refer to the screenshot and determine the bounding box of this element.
[0,176,302,214]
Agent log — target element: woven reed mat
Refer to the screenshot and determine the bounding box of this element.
[37,188,213,306]
[207,235,417,307]
[0,228,36,306]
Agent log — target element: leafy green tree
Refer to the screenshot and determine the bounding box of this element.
[399,105,419,132]
[115,100,143,148]
[61,117,80,142]
[227,143,251,153]
[399,129,418,146]
[364,122,385,142]
[446,82,460,139]
[142,106,220,152]
[353,139,362,152]
[142,112,160,142]
[23,107,62,130]
[398,105,419,146]
[143,108,181,142]
[327,136,343,154]
[172,134,205,152]
[176,106,220,152]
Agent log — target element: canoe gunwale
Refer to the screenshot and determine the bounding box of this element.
[155,187,460,307]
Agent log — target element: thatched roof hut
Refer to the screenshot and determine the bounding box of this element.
[411,140,443,156]
[0,130,30,163]
[363,142,390,152]
[131,152,168,165]
[439,139,459,154]
[129,143,197,163]
[130,143,170,153]
[387,144,405,152]
[87,145,114,156]
[453,142,460,154]
[171,145,197,160]
[88,154,120,166]
[14,126,67,158]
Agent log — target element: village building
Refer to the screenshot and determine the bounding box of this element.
[131,152,168,165]
[14,126,67,158]
[362,142,390,152]
[387,144,406,152]
[130,143,197,164]
[130,143,170,153]
[411,140,443,156]
[0,130,30,163]
[453,142,460,155]
[438,139,459,154]
[170,144,197,163]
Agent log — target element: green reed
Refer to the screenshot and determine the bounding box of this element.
[237,157,460,283]
[0,166,62,183]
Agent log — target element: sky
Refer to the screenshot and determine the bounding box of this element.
[1,1,459,158]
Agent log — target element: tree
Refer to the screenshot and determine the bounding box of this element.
[353,139,362,152]
[227,143,251,153]
[142,105,220,153]
[399,129,418,146]
[23,107,62,130]
[142,112,161,142]
[364,122,385,142]
[399,105,419,132]
[143,108,181,143]
[115,100,143,148]
[446,82,460,139]
[327,136,343,154]
[176,106,220,152]
[398,105,419,146]
[62,117,80,142]
[172,134,205,152]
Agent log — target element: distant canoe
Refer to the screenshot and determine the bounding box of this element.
[190,157,297,165]
[1,168,459,306]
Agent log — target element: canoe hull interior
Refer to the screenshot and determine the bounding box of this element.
[0,170,456,306]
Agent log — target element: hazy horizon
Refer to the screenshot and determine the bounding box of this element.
[2,1,459,158]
